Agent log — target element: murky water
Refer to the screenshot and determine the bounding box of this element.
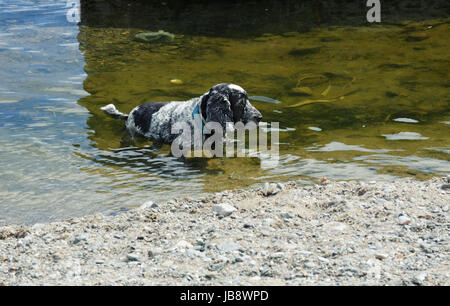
[0,1,449,225]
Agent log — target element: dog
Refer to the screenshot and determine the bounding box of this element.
[101,83,262,144]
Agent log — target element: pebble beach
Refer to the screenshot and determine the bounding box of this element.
[0,177,449,286]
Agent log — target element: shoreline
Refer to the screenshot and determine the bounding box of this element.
[0,177,448,285]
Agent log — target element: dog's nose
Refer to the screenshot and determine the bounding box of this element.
[254,112,263,122]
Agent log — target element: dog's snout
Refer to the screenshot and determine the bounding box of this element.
[254,111,263,122]
[246,101,262,123]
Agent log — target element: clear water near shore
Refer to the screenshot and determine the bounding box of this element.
[0,0,449,225]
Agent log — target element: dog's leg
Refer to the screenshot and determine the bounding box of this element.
[120,129,137,147]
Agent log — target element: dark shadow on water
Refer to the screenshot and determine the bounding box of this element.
[80,0,450,37]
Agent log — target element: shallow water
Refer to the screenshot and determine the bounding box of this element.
[0,1,449,225]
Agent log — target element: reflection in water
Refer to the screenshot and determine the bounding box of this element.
[0,0,449,225]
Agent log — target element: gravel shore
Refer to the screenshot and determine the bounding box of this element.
[0,177,449,286]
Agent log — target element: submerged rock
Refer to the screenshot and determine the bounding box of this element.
[134,30,175,43]
[406,32,430,42]
[288,47,321,56]
[170,79,183,85]
[291,86,313,95]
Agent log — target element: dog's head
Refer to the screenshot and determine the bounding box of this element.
[200,83,262,131]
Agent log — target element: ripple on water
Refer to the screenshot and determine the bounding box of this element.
[0,0,449,225]
[382,132,429,140]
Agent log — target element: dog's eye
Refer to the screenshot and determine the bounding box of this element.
[237,93,247,101]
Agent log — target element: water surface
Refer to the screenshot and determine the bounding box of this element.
[0,0,449,225]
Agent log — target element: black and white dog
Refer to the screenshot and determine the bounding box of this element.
[101,83,262,144]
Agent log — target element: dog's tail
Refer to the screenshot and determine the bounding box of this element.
[101,104,128,120]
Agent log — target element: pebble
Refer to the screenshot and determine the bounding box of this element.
[72,234,88,244]
[281,212,293,219]
[262,183,282,196]
[174,240,193,250]
[375,253,388,260]
[304,261,316,269]
[260,266,272,276]
[139,201,155,209]
[126,253,140,262]
[170,79,183,85]
[232,257,243,264]
[413,272,427,285]
[327,222,348,232]
[212,203,237,217]
[217,241,243,253]
[209,261,227,271]
[398,214,411,225]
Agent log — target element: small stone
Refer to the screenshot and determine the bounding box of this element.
[319,177,328,185]
[209,261,226,271]
[260,266,272,277]
[376,199,387,205]
[72,234,88,244]
[419,244,433,254]
[413,272,427,285]
[270,252,285,259]
[232,257,243,264]
[441,184,450,190]
[174,240,193,249]
[281,212,293,219]
[170,79,183,85]
[212,203,237,217]
[126,253,140,262]
[398,214,411,225]
[217,241,243,253]
[139,201,157,209]
[406,32,430,42]
[262,183,281,196]
[327,222,348,232]
[304,261,316,269]
[375,253,388,260]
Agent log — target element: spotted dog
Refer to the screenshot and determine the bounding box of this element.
[101,83,262,144]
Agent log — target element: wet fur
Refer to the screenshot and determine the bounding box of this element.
[101,83,262,144]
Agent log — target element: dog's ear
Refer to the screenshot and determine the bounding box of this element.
[229,94,247,123]
[200,93,209,119]
[205,91,233,130]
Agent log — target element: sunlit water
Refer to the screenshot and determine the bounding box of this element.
[0,0,449,225]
